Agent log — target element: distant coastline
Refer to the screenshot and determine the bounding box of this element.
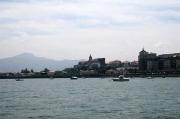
[1,73,180,79]
[1,49,180,79]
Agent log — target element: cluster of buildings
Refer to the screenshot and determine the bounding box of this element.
[1,49,180,78]
[139,48,180,74]
[74,49,180,77]
[74,55,106,76]
[75,54,106,70]
[74,54,138,76]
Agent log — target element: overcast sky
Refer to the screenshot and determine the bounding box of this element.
[0,0,180,61]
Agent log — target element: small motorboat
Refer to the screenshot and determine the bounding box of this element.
[147,76,154,79]
[112,75,129,82]
[70,76,78,80]
[15,73,23,81]
[15,78,24,81]
[49,76,54,80]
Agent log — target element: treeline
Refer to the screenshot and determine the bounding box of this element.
[0,68,79,79]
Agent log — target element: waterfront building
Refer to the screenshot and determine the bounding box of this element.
[105,69,119,76]
[108,60,122,68]
[75,54,106,70]
[79,70,98,76]
[138,48,158,72]
[138,48,180,73]
[158,53,180,72]
[105,60,138,76]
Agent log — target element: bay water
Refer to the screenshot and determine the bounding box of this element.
[0,78,180,119]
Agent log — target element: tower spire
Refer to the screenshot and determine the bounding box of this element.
[89,54,92,61]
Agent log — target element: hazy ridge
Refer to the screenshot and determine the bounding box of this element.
[0,53,79,72]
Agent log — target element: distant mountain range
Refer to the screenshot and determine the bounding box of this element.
[0,53,79,72]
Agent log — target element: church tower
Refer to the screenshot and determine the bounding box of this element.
[89,54,92,61]
[138,48,148,71]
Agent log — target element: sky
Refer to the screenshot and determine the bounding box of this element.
[0,0,180,61]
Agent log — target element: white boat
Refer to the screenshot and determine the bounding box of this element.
[70,76,78,80]
[112,75,129,81]
[147,76,154,79]
[15,78,24,81]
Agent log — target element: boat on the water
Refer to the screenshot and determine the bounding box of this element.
[15,78,24,81]
[147,73,155,79]
[70,76,78,80]
[147,76,154,79]
[15,73,24,81]
[49,76,54,80]
[112,75,129,82]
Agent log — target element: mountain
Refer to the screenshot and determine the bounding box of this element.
[0,53,79,72]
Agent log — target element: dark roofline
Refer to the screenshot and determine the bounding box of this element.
[158,53,180,57]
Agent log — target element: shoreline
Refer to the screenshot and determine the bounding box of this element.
[1,74,180,79]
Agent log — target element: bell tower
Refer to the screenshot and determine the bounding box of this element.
[89,54,92,61]
[138,48,148,71]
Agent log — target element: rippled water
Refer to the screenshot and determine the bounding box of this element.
[0,78,180,119]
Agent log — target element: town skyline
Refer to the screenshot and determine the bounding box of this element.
[0,0,180,61]
[1,48,180,77]
[0,48,180,61]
